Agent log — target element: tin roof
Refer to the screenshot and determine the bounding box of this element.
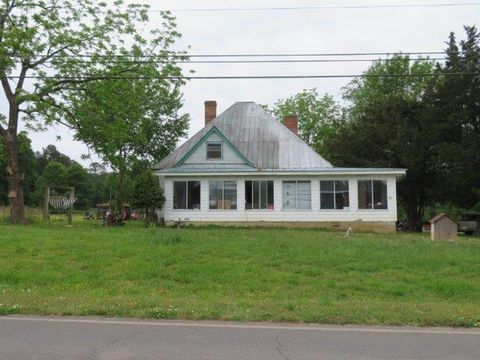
[154,102,333,170]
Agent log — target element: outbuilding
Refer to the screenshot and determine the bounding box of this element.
[430,213,457,241]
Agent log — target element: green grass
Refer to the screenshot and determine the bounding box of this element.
[1,221,480,327]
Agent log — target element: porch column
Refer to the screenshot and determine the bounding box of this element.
[201,180,209,211]
[349,178,358,211]
[237,179,245,211]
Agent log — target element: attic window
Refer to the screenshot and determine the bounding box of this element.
[206,142,222,160]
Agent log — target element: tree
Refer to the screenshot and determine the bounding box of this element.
[35,145,75,175]
[65,60,189,213]
[0,0,180,223]
[270,89,342,158]
[326,55,436,230]
[132,171,165,227]
[1,132,36,206]
[426,26,480,208]
[65,163,94,209]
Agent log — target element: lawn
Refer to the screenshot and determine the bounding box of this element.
[0,221,480,327]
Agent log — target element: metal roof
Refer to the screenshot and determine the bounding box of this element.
[154,102,333,170]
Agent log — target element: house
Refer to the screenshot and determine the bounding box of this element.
[153,101,406,233]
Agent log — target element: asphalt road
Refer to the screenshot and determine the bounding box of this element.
[1,316,479,360]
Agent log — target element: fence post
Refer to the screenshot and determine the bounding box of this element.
[68,187,74,225]
[43,187,50,221]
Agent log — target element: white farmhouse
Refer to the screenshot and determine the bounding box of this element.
[154,101,406,233]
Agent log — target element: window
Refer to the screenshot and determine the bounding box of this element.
[206,142,222,160]
[245,181,274,210]
[209,181,237,209]
[358,180,388,210]
[173,181,201,210]
[282,181,311,210]
[320,180,350,210]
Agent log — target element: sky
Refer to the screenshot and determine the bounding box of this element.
[6,0,480,166]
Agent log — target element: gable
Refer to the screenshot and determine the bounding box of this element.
[175,127,255,169]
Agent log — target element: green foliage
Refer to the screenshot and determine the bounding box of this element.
[269,89,342,158]
[132,172,165,227]
[326,56,440,230]
[65,164,94,209]
[1,224,480,326]
[35,145,75,174]
[343,55,435,121]
[425,26,480,208]
[0,0,188,222]
[34,161,67,202]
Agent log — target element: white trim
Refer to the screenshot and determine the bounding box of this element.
[155,170,406,177]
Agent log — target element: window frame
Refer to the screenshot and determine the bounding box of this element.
[282,180,312,211]
[320,180,350,211]
[357,179,388,210]
[206,141,223,160]
[172,181,201,210]
[245,180,274,211]
[209,180,237,210]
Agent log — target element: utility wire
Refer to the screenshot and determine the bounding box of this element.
[7,73,479,80]
[12,57,448,65]
[18,51,458,59]
[153,2,480,12]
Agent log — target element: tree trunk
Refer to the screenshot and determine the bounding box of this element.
[4,123,26,224]
[403,193,425,232]
[115,164,125,216]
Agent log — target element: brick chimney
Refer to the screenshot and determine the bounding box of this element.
[284,115,298,135]
[204,100,217,126]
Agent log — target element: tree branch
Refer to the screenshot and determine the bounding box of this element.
[30,45,72,68]
[15,63,27,92]
[1,77,14,103]
[0,0,16,42]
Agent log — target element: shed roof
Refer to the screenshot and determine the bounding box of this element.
[154,102,333,171]
[430,213,457,224]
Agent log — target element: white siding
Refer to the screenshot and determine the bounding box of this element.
[183,133,247,166]
[162,174,399,223]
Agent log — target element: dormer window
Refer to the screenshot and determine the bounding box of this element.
[206,142,222,160]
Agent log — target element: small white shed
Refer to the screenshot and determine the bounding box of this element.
[430,213,457,241]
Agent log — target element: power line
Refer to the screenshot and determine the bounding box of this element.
[7,72,479,80]
[19,51,457,59]
[13,57,448,65]
[153,2,480,13]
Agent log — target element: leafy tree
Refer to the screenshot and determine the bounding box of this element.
[343,55,434,121]
[270,89,342,158]
[88,162,107,176]
[35,145,75,175]
[132,172,165,227]
[99,172,135,207]
[326,55,436,230]
[425,26,480,208]
[0,0,179,223]
[34,161,67,203]
[65,163,94,209]
[66,60,189,213]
